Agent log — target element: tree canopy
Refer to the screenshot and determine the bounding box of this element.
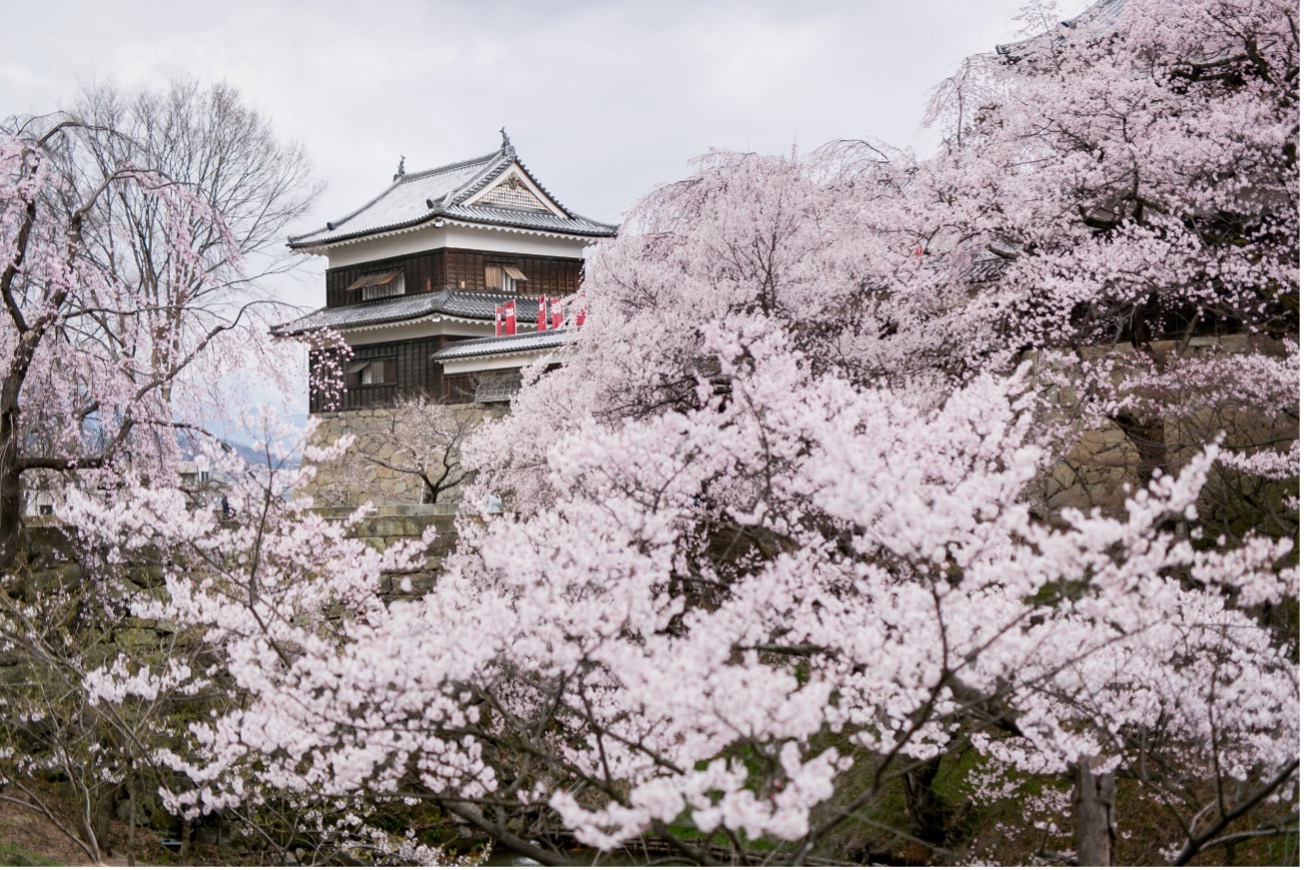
[4,1,1298,865]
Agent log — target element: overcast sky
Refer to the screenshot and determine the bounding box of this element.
[0,3,1059,267]
[1,1,1075,423]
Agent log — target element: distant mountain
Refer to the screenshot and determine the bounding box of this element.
[177,430,301,471]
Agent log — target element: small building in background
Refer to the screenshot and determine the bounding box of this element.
[178,458,230,515]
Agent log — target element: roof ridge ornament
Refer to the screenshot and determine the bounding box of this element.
[500,128,515,157]
[394,155,406,182]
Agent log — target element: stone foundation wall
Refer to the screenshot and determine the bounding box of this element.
[1031,336,1297,520]
[1038,423,1140,513]
[1041,406,1296,528]
[315,504,458,552]
[302,402,506,509]
[300,343,1295,535]
[312,505,464,597]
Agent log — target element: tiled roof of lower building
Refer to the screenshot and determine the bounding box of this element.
[966,254,1009,284]
[436,291,543,321]
[271,288,543,336]
[429,330,571,362]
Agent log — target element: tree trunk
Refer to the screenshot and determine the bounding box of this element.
[92,782,116,857]
[903,756,948,845]
[0,443,23,572]
[1072,757,1116,867]
[1112,413,1168,486]
[127,769,137,867]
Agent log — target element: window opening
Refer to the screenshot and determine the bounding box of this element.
[346,270,405,301]
[486,264,529,293]
[345,359,396,387]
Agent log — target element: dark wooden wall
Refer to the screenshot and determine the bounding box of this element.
[443,249,581,295]
[441,372,477,403]
[309,337,445,412]
[325,248,582,308]
[326,251,446,308]
[310,243,584,412]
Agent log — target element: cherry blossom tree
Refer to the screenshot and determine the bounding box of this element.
[0,567,202,863]
[0,111,306,857]
[76,325,1296,864]
[897,0,1299,509]
[58,415,468,864]
[73,154,1297,870]
[44,0,1298,865]
[0,115,275,568]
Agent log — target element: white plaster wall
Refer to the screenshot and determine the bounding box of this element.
[322,224,593,269]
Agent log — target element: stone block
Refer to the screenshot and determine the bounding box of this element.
[114,628,161,647]
[1050,464,1078,490]
[370,518,408,537]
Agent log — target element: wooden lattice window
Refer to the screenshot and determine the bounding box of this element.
[474,371,523,404]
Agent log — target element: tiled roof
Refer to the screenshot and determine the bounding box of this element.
[430,330,571,362]
[288,134,617,249]
[997,0,1129,60]
[271,288,544,335]
[422,289,544,321]
[289,154,497,249]
[441,203,615,236]
[965,255,1010,284]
